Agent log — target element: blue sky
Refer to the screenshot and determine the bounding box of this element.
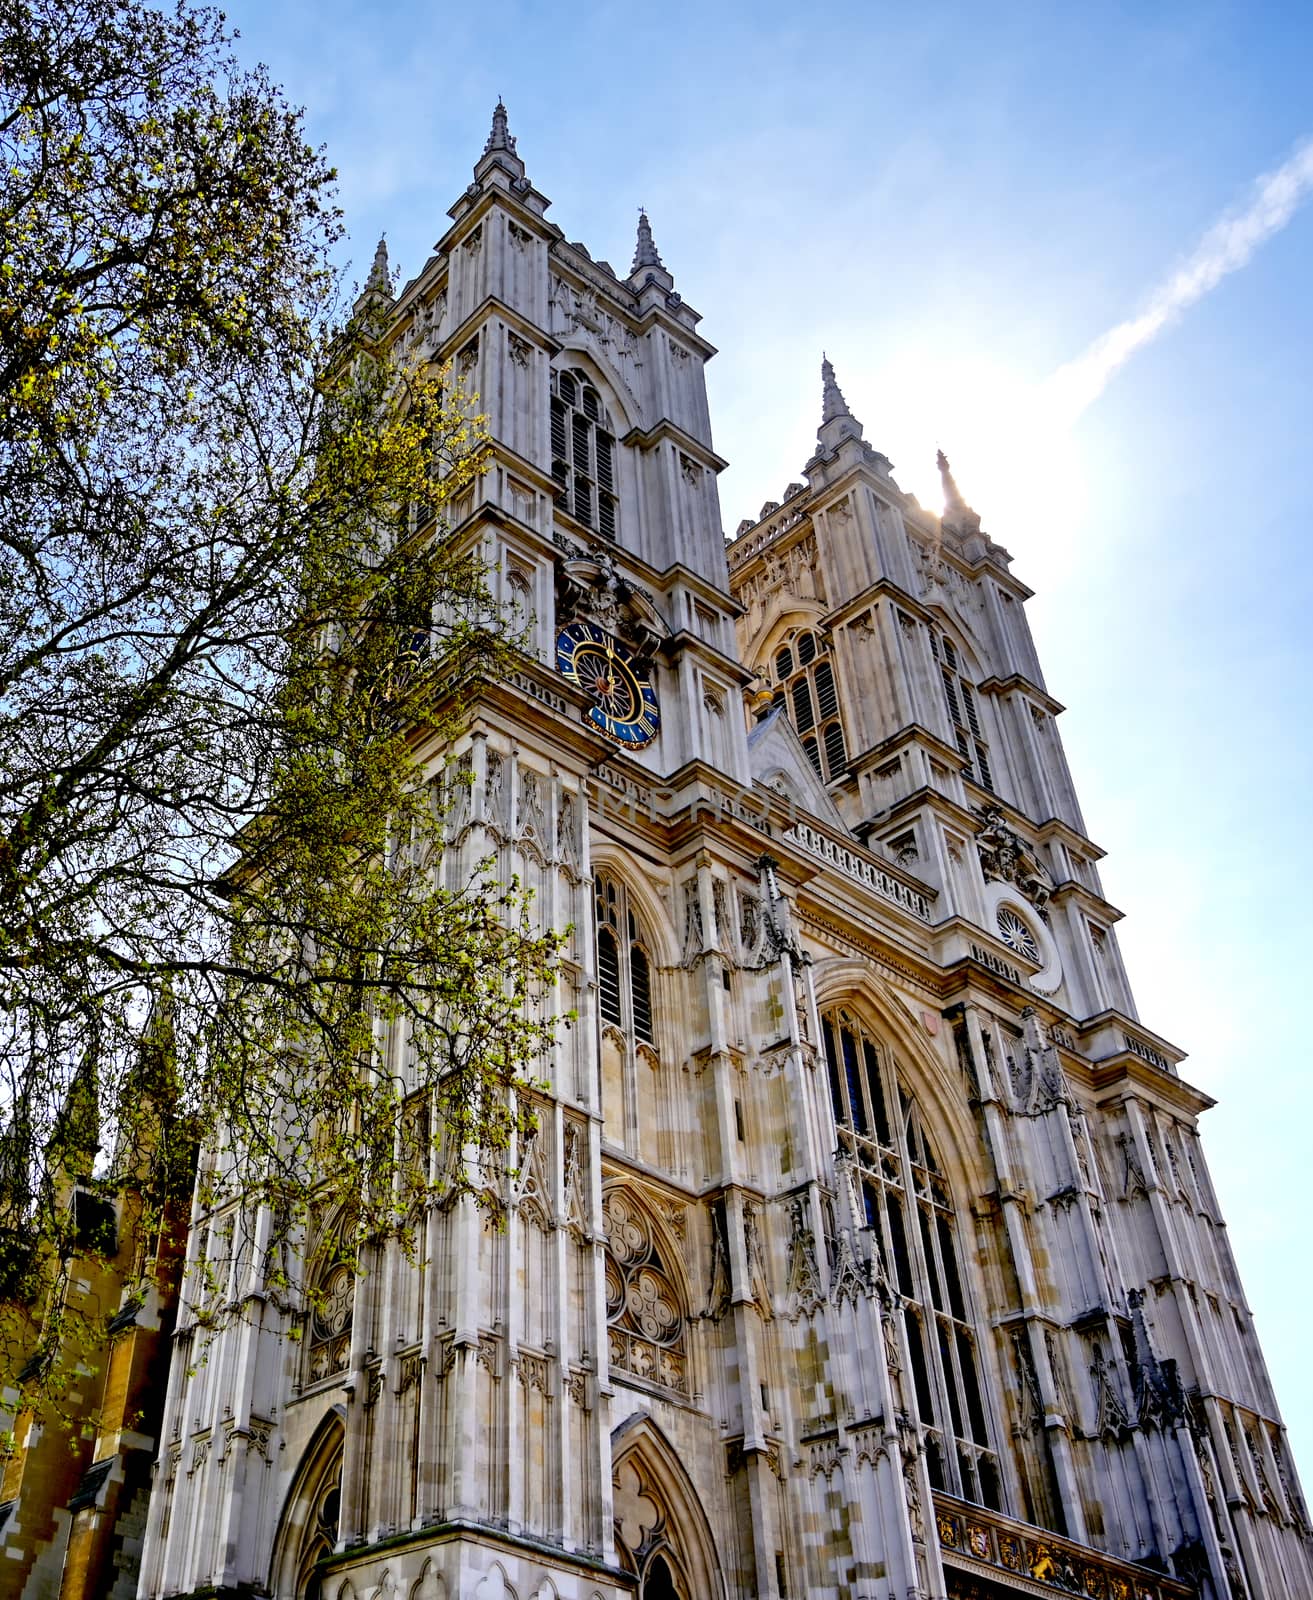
[220,0,1313,1473]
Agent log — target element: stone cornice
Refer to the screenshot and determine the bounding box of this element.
[660,628,756,686]
[1048,877,1124,924]
[436,295,560,366]
[621,417,728,473]
[977,672,1065,715]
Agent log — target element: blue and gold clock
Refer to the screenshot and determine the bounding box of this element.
[555,620,660,748]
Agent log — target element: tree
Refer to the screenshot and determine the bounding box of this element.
[0,0,562,1400]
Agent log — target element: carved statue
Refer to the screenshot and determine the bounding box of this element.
[974,805,1054,912]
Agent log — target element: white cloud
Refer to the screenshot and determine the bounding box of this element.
[1045,134,1313,424]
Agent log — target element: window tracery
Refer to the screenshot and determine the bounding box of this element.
[551,368,618,539]
[821,1006,1000,1510]
[769,627,847,780]
[305,1212,356,1385]
[931,631,993,791]
[997,905,1041,964]
[603,1189,688,1396]
[595,872,654,1044]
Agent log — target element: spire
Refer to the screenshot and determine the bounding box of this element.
[937,448,982,535]
[484,98,517,157]
[48,1049,100,1188]
[366,234,390,294]
[815,354,865,451]
[627,207,675,293]
[821,354,853,425]
[473,97,527,186]
[631,209,664,273]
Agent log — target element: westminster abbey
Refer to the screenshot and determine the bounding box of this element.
[5,103,1309,1600]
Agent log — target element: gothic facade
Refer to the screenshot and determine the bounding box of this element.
[117,106,1310,1600]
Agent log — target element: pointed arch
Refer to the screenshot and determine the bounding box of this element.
[808,965,1003,1511]
[808,957,985,1193]
[550,344,640,437]
[749,613,847,783]
[611,1412,727,1600]
[588,850,678,970]
[550,360,626,540]
[743,596,829,680]
[925,614,996,792]
[269,1406,346,1599]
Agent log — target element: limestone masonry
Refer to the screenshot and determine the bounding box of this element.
[6,103,1308,1600]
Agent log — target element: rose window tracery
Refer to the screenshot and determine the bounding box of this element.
[996,906,1041,964]
[603,1190,687,1395]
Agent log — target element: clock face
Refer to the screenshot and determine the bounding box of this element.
[555,620,660,748]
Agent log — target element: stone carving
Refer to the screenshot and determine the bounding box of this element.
[508,331,531,367]
[732,531,825,626]
[555,789,581,876]
[408,288,445,355]
[828,1227,868,1309]
[554,547,667,669]
[517,769,548,848]
[1089,1343,1131,1440]
[612,1458,662,1559]
[510,1122,552,1229]
[485,750,508,833]
[1117,1132,1148,1199]
[934,1501,1192,1600]
[1011,1327,1044,1435]
[680,881,705,966]
[1021,1007,1069,1115]
[807,1437,842,1479]
[397,1350,424,1395]
[743,1201,773,1317]
[850,1426,887,1468]
[737,892,763,965]
[785,1197,825,1320]
[1127,1288,1184,1430]
[1044,1328,1074,1420]
[562,1122,588,1242]
[516,1350,551,1396]
[476,1333,501,1379]
[974,806,1054,913]
[704,1200,731,1321]
[547,275,644,405]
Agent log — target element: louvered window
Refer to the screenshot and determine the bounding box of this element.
[823,1008,1000,1512]
[552,368,618,539]
[594,873,654,1044]
[930,632,993,793]
[770,628,847,781]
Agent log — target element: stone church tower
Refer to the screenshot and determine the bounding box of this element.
[133,107,1310,1600]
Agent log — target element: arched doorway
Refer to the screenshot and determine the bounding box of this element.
[611,1413,725,1600]
[269,1410,346,1598]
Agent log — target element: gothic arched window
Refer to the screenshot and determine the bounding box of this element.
[770,627,847,780]
[595,872,654,1044]
[603,1189,688,1396]
[822,1006,1001,1511]
[551,368,618,539]
[931,631,993,792]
